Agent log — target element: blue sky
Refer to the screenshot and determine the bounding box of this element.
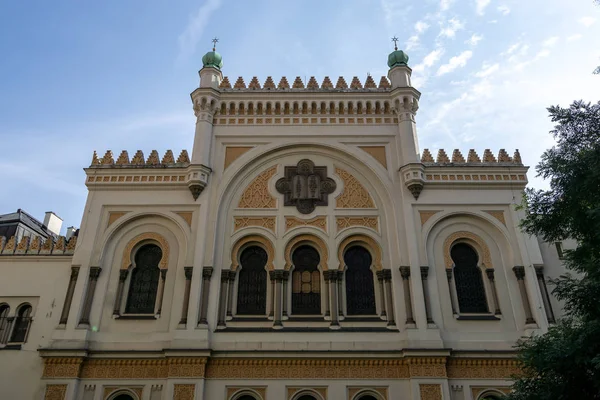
[1,0,599,232]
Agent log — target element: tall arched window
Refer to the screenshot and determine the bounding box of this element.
[125,244,162,314]
[10,304,32,343]
[237,246,268,315]
[291,245,321,315]
[451,243,488,313]
[345,246,377,315]
[0,304,10,344]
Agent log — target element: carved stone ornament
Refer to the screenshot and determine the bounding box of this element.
[275,159,336,214]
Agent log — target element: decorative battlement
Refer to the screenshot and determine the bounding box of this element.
[0,235,77,256]
[219,75,392,91]
[420,149,523,165]
[89,150,190,168]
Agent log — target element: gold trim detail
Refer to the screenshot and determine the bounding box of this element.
[175,212,194,228]
[285,216,327,232]
[287,387,327,400]
[348,387,388,400]
[104,387,143,400]
[358,146,387,169]
[336,217,379,232]
[227,387,266,400]
[338,234,383,271]
[173,384,195,400]
[238,166,277,209]
[231,235,276,271]
[121,233,170,270]
[419,384,442,400]
[234,217,276,233]
[447,359,520,379]
[284,234,329,271]
[225,146,253,170]
[483,210,506,226]
[335,168,375,209]
[44,384,67,400]
[471,387,511,400]
[443,231,493,269]
[107,212,128,228]
[419,210,441,226]
[43,357,83,378]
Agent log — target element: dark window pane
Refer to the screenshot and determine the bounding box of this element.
[297,396,318,400]
[125,244,162,314]
[10,305,32,343]
[291,245,321,315]
[344,246,376,315]
[237,246,268,315]
[112,395,135,400]
[451,243,488,313]
[358,396,378,400]
[237,396,258,400]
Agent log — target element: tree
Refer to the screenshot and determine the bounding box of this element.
[507,101,600,400]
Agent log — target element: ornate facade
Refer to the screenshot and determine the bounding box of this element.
[0,45,569,400]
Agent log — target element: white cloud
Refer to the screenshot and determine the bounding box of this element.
[177,0,222,61]
[497,5,510,15]
[505,41,522,55]
[466,33,483,46]
[567,34,583,41]
[439,18,465,38]
[476,0,491,15]
[475,63,499,78]
[542,36,559,47]
[579,17,597,27]
[535,49,551,59]
[405,35,420,50]
[415,20,430,33]
[437,51,473,76]
[412,48,445,73]
[440,0,454,11]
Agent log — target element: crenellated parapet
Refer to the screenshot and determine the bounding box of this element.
[218,75,392,91]
[0,235,77,256]
[420,149,523,165]
[90,150,190,168]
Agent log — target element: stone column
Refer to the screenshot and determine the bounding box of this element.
[383,269,395,327]
[399,267,415,324]
[328,271,340,329]
[198,267,213,325]
[485,268,502,315]
[217,270,229,328]
[513,266,536,325]
[226,270,236,320]
[337,270,344,320]
[420,266,433,323]
[79,267,101,325]
[59,266,80,324]
[179,267,193,325]
[534,265,555,323]
[112,269,128,317]
[323,270,331,319]
[156,269,167,315]
[272,270,284,329]
[282,270,290,320]
[268,273,275,320]
[376,270,387,319]
[446,268,459,315]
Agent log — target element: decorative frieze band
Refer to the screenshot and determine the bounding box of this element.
[0,235,76,256]
[336,216,379,232]
[234,216,276,232]
[285,216,327,232]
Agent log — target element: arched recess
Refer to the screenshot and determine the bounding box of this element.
[284,234,329,271]
[230,389,264,400]
[477,389,506,400]
[443,231,492,269]
[337,234,383,271]
[231,234,275,271]
[106,389,139,400]
[121,232,170,270]
[290,389,326,400]
[351,389,386,400]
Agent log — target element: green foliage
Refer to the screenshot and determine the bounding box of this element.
[509,101,600,400]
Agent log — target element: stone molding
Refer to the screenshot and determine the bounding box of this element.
[121,232,170,270]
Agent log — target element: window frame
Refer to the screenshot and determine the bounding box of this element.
[233,245,269,317]
[8,302,33,344]
[342,245,378,317]
[290,244,324,316]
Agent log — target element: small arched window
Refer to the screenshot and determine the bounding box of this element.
[451,243,488,313]
[291,245,321,315]
[10,304,32,343]
[125,244,162,314]
[345,246,376,315]
[0,304,10,344]
[112,395,135,400]
[236,246,268,315]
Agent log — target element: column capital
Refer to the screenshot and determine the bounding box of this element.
[118,269,129,281]
[445,268,453,280]
[485,268,495,280]
[382,269,392,281]
[324,270,337,282]
[220,270,230,282]
[227,270,237,281]
[534,264,545,277]
[283,270,290,280]
[160,269,168,279]
[70,266,80,281]
[399,266,411,279]
[376,270,385,282]
[270,270,286,281]
[89,266,102,280]
[184,266,193,280]
[420,266,429,279]
[513,266,526,280]
[202,266,214,279]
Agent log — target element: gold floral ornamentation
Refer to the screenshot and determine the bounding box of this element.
[287,387,327,400]
[443,231,493,268]
[231,235,275,271]
[44,384,67,400]
[238,166,278,208]
[227,387,266,400]
[285,216,327,232]
[419,384,442,400]
[121,232,170,270]
[406,357,447,378]
[234,217,276,232]
[336,217,379,232]
[284,234,329,271]
[483,210,506,226]
[77,358,207,379]
[335,168,375,209]
[348,387,388,400]
[173,384,195,400]
[337,234,383,271]
[103,387,143,400]
[447,359,521,379]
[42,357,84,378]
[419,210,441,226]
